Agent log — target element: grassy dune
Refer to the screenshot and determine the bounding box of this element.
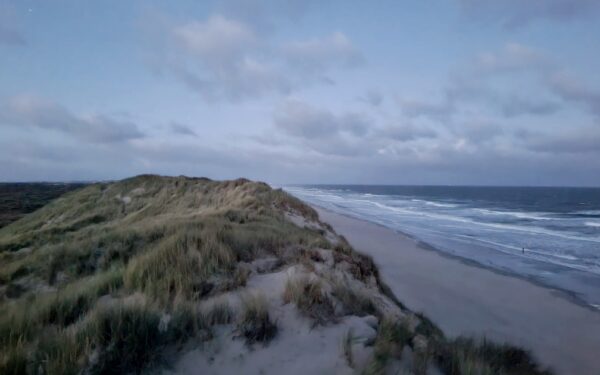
[0,175,550,374]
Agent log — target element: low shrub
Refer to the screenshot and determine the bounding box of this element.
[238,293,277,344]
[283,275,335,326]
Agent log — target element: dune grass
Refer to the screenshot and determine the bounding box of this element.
[0,175,552,375]
[332,279,377,317]
[342,328,356,368]
[0,176,319,373]
[364,318,413,374]
[238,293,277,344]
[283,275,336,326]
[431,337,553,375]
[363,316,552,375]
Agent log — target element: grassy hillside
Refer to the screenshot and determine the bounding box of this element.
[0,183,85,229]
[0,175,550,375]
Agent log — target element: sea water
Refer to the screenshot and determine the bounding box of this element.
[285,185,600,309]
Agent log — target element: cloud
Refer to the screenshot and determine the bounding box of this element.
[272,99,443,158]
[283,32,364,73]
[398,43,565,121]
[0,95,144,143]
[169,122,197,136]
[471,43,549,75]
[398,97,455,120]
[528,128,600,154]
[458,0,600,28]
[380,124,437,141]
[144,11,363,102]
[274,99,369,140]
[168,15,289,100]
[216,0,318,31]
[0,3,25,46]
[173,15,257,62]
[0,25,25,46]
[547,72,600,117]
[361,90,383,107]
[498,95,560,118]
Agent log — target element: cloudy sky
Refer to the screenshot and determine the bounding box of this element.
[1,0,600,185]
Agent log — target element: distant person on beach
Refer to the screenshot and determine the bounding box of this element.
[522,247,525,254]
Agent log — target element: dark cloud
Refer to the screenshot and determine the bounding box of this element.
[272,100,443,158]
[528,128,600,154]
[398,44,564,121]
[169,122,197,136]
[381,124,437,142]
[360,90,383,107]
[459,0,600,28]
[398,97,455,120]
[0,95,144,143]
[274,100,369,140]
[0,25,25,46]
[453,120,503,142]
[499,95,560,118]
[547,72,600,117]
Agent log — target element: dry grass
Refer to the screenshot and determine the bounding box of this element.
[364,318,413,374]
[342,328,355,368]
[332,279,377,317]
[0,175,552,375]
[238,293,277,345]
[0,175,323,373]
[123,225,236,302]
[202,299,235,326]
[283,275,336,326]
[432,337,553,375]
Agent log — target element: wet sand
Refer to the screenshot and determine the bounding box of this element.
[316,207,600,375]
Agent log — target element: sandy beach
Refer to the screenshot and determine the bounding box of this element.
[316,207,600,375]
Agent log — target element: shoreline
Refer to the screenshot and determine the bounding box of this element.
[315,205,600,375]
[313,203,598,312]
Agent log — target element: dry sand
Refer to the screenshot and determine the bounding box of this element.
[316,207,600,375]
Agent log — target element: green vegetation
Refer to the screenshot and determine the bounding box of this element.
[283,275,336,326]
[364,318,413,374]
[0,183,85,229]
[363,317,552,375]
[342,328,356,368]
[0,175,325,373]
[0,175,551,374]
[238,293,277,344]
[332,279,376,317]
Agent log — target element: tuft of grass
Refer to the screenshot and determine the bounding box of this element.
[0,268,123,350]
[432,337,553,375]
[342,328,355,368]
[203,300,234,326]
[85,303,164,374]
[364,318,413,375]
[332,279,376,317]
[238,293,277,345]
[0,337,27,375]
[32,327,91,375]
[124,226,236,302]
[283,275,336,326]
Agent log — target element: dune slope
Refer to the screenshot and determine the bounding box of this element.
[0,175,549,375]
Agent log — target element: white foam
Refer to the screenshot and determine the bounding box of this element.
[410,198,457,208]
[576,210,600,216]
[474,208,551,221]
[585,221,600,228]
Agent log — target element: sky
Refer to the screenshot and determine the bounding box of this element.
[1,0,600,186]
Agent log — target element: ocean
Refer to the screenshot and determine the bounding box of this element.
[284,185,600,309]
